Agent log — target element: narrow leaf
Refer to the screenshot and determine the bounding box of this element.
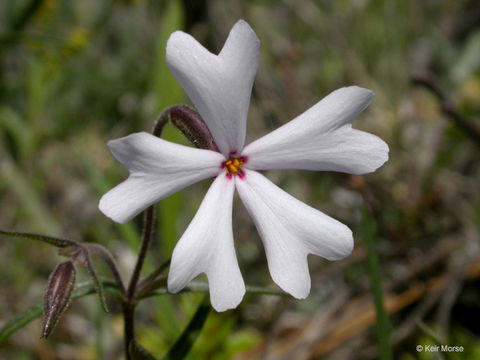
[0,302,43,344]
[129,340,157,360]
[85,253,109,312]
[162,295,210,360]
[0,229,74,247]
[361,207,393,360]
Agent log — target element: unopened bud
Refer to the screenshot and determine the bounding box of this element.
[154,105,219,151]
[42,261,76,338]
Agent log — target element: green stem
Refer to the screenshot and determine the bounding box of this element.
[362,206,392,360]
[137,259,171,294]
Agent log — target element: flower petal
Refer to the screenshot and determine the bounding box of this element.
[99,132,224,224]
[243,86,389,174]
[166,20,259,156]
[168,174,245,312]
[236,170,353,298]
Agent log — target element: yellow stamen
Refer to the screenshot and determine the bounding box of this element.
[223,156,245,176]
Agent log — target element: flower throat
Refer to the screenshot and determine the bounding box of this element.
[222,152,247,179]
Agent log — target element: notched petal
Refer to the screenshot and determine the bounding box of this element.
[168,175,245,312]
[166,20,259,155]
[99,132,224,223]
[243,86,389,174]
[236,170,353,299]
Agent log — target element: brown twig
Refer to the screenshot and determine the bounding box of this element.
[411,75,480,145]
[257,255,480,359]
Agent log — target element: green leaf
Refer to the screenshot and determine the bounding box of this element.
[0,105,35,158]
[85,254,109,312]
[162,295,211,360]
[361,207,393,360]
[0,280,119,344]
[0,229,74,248]
[0,301,43,344]
[129,340,157,360]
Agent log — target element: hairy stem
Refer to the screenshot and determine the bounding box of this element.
[85,243,126,294]
[122,109,169,359]
[0,229,76,248]
[126,207,156,300]
[136,276,167,299]
[137,259,171,292]
[122,105,216,359]
[123,206,155,358]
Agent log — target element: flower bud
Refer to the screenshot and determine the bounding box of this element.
[154,105,219,151]
[42,260,76,338]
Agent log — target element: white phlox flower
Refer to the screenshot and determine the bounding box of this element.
[99,20,389,311]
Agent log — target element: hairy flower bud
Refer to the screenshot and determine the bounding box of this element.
[154,105,219,151]
[42,260,76,338]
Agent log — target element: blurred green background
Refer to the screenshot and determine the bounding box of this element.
[1,0,480,359]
